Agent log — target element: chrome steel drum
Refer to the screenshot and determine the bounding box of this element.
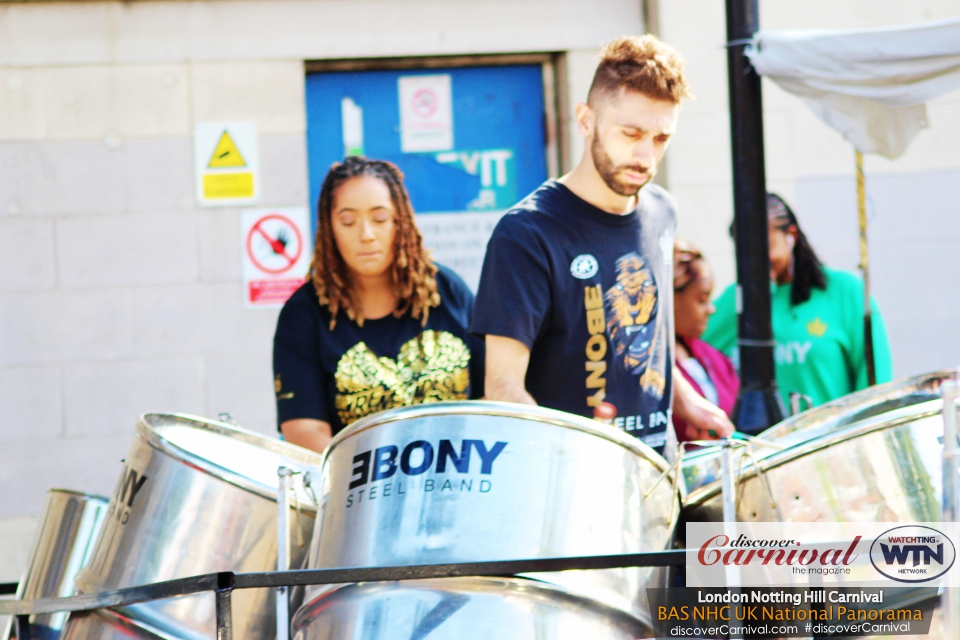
[679,376,955,638]
[61,609,177,640]
[75,413,323,640]
[683,396,954,523]
[292,577,653,640]
[2,489,108,640]
[680,370,957,496]
[760,369,954,446]
[307,402,680,619]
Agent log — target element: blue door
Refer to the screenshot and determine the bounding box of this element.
[304,64,550,289]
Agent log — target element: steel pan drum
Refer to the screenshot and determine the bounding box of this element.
[2,489,108,640]
[684,378,953,638]
[680,370,957,497]
[683,396,954,523]
[61,609,176,640]
[759,369,954,446]
[291,577,653,640]
[75,413,323,640]
[306,401,680,619]
[680,375,956,640]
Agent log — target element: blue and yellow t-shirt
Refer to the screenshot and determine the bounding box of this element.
[702,267,892,408]
[470,180,677,452]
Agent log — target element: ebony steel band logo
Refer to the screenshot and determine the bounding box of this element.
[869,525,957,583]
[344,438,507,509]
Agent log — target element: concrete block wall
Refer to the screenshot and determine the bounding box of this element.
[0,0,642,582]
[0,60,306,521]
[659,0,960,378]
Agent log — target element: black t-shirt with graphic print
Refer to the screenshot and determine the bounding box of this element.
[273,264,484,436]
[471,180,676,452]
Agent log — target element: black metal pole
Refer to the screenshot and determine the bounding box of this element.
[15,615,31,640]
[215,572,234,640]
[725,0,786,433]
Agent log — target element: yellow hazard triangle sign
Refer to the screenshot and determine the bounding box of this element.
[208,131,247,168]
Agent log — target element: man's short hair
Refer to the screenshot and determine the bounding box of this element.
[588,35,692,105]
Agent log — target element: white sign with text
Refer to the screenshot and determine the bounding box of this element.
[398,74,454,153]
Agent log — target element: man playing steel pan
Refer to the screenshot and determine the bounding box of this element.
[471,35,734,454]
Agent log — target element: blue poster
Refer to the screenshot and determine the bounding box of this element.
[305,64,549,289]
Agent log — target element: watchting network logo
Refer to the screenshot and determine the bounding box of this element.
[869,525,957,583]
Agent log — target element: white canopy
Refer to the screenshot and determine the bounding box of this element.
[746,17,960,158]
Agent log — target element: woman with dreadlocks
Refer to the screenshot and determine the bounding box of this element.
[702,193,892,410]
[273,157,484,453]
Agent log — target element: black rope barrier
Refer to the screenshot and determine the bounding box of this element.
[0,549,687,640]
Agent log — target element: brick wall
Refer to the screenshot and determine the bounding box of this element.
[0,60,307,523]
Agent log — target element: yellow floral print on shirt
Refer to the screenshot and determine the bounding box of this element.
[334,330,470,426]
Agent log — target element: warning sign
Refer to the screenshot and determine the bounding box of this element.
[194,122,260,207]
[208,131,247,168]
[240,208,311,308]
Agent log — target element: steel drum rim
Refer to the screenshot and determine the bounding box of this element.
[67,607,186,640]
[327,400,672,475]
[292,575,652,635]
[136,412,322,509]
[755,369,954,442]
[46,488,109,501]
[683,397,946,509]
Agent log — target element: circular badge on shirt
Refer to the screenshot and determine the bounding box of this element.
[570,254,599,279]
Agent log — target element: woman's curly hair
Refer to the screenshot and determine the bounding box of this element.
[311,156,440,330]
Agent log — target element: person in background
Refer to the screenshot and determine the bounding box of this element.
[273,156,484,453]
[672,240,739,442]
[702,193,892,409]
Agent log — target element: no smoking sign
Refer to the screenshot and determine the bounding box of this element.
[240,208,311,308]
[412,89,438,118]
[247,214,302,273]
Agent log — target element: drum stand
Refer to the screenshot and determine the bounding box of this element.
[720,440,744,640]
[277,466,294,640]
[941,375,960,640]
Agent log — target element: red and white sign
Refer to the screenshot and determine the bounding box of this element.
[240,208,311,308]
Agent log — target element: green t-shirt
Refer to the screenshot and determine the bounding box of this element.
[701,267,892,408]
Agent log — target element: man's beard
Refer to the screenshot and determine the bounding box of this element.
[591,135,655,197]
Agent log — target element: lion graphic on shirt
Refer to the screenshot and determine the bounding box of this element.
[604,252,665,398]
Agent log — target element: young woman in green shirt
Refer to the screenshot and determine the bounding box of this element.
[701,193,892,409]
